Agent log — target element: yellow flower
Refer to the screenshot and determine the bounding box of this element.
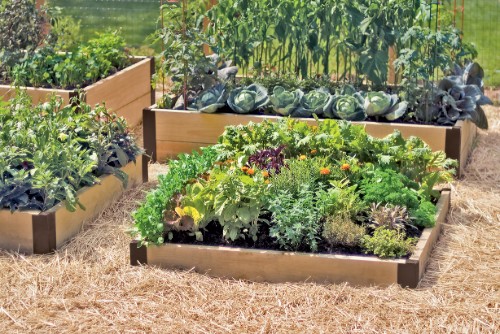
[341,163,350,171]
[310,149,317,155]
[299,155,307,161]
[261,171,269,178]
[265,180,270,184]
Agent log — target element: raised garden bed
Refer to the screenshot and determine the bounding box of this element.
[0,155,147,254]
[131,189,449,288]
[0,56,154,127]
[143,107,476,176]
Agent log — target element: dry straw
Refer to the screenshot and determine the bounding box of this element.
[0,108,499,333]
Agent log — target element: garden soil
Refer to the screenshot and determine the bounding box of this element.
[0,107,498,333]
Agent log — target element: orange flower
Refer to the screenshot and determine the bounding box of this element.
[247,168,255,175]
[320,167,330,175]
[341,163,350,171]
[310,149,317,155]
[241,166,249,172]
[261,171,269,178]
[299,155,307,161]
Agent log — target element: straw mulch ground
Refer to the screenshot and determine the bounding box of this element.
[1,108,499,333]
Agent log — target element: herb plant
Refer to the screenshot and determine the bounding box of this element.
[0,92,142,212]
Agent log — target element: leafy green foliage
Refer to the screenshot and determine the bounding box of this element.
[360,168,420,210]
[0,0,45,81]
[410,200,436,228]
[0,91,141,212]
[131,148,218,246]
[187,83,228,113]
[291,87,333,118]
[269,86,303,116]
[135,117,455,258]
[322,213,365,249]
[362,227,416,258]
[227,83,269,114]
[7,31,130,89]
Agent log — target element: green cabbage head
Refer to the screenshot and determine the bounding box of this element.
[364,92,395,116]
[291,87,333,118]
[331,93,366,121]
[188,84,228,113]
[227,84,269,114]
[269,86,303,116]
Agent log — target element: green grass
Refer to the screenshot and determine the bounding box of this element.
[462,0,500,87]
[48,0,160,49]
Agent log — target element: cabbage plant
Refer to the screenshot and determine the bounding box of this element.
[188,84,228,113]
[291,87,333,118]
[364,91,408,121]
[269,86,303,116]
[227,84,269,113]
[330,93,366,121]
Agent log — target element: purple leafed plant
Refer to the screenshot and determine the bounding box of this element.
[248,145,286,173]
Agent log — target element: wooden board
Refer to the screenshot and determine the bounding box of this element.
[0,155,147,254]
[144,108,476,175]
[0,57,154,127]
[131,191,450,288]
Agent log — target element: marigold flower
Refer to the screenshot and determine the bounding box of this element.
[310,149,317,155]
[261,171,269,178]
[341,163,350,171]
[241,166,249,172]
[265,179,270,184]
[299,155,307,161]
[320,167,330,175]
[247,168,255,175]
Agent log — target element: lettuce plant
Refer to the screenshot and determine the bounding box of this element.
[188,83,228,113]
[227,83,269,113]
[269,86,303,116]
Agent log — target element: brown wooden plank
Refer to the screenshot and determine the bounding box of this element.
[112,92,151,127]
[130,240,148,265]
[0,85,72,105]
[457,120,477,174]
[84,57,151,111]
[408,191,451,282]
[155,141,210,162]
[49,156,144,248]
[0,210,35,253]
[147,244,400,286]
[153,110,281,143]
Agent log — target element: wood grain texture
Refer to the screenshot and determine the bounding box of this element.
[50,155,144,248]
[0,211,35,253]
[84,57,152,126]
[0,156,144,254]
[1,57,152,127]
[135,190,450,287]
[0,85,72,105]
[150,109,457,160]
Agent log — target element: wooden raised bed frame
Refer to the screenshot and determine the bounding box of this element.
[143,107,477,176]
[0,155,148,254]
[131,190,450,288]
[0,57,155,127]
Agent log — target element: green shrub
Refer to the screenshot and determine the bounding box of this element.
[362,227,416,258]
[411,200,437,228]
[322,213,366,249]
[361,168,420,209]
[0,91,141,213]
[268,185,321,252]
